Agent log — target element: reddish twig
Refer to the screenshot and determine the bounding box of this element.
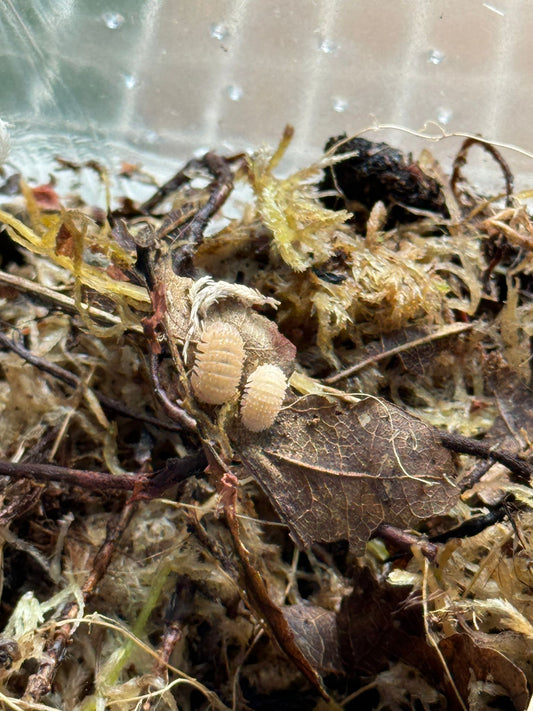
[0,451,206,497]
[149,352,197,431]
[141,578,196,711]
[375,523,439,561]
[0,459,138,491]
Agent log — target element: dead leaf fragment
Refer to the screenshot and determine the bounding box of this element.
[235,395,459,553]
[336,567,431,675]
[439,633,529,711]
[282,604,342,675]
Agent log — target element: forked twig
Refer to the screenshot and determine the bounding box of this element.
[439,430,533,484]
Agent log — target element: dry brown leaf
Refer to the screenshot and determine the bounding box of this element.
[233,395,459,553]
[282,604,342,675]
[439,633,529,711]
[336,566,431,675]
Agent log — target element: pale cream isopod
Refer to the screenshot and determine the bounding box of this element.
[240,364,287,432]
[190,322,245,405]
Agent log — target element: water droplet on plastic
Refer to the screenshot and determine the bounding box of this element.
[209,23,229,41]
[123,74,138,89]
[102,11,125,30]
[332,97,348,113]
[226,84,243,101]
[144,130,160,144]
[318,37,338,54]
[427,48,445,65]
[436,106,453,125]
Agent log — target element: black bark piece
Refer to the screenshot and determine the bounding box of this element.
[319,134,449,227]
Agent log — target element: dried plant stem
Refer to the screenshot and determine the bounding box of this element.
[23,502,137,702]
[451,136,514,208]
[0,331,185,433]
[0,451,207,497]
[221,473,329,700]
[0,459,138,490]
[439,430,533,484]
[325,323,473,384]
[0,269,130,327]
[376,523,439,560]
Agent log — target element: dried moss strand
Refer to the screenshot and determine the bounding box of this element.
[0,331,186,433]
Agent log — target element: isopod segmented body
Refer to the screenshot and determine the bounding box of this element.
[190,322,245,405]
[240,364,287,432]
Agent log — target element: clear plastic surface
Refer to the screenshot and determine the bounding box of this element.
[2,0,533,189]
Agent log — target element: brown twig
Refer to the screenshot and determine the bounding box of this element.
[439,430,533,484]
[325,323,473,384]
[141,577,195,711]
[23,502,138,702]
[0,459,138,491]
[140,152,243,215]
[375,523,439,561]
[0,330,186,433]
[0,451,207,497]
[451,137,514,208]
[149,352,197,431]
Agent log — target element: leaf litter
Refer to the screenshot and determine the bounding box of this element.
[0,127,532,709]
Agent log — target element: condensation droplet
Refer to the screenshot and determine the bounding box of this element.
[436,106,453,125]
[332,97,348,113]
[427,48,445,65]
[102,11,125,30]
[122,74,138,89]
[226,84,243,101]
[209,23,229,41]
[144,130,160,144]
[318,36,338,54]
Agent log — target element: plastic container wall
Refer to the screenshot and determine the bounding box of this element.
[2,0,533,190]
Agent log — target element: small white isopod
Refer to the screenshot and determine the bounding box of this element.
[190,322,245,405]
[240,364,287,432]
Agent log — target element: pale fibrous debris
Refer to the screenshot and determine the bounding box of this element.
[240,363,288,432]
[190,321,245,405]
[184,275,279,357]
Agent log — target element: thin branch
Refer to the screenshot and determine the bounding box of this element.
[375,523,439,560]
[451,136,514,208]
[0,331,186,433]
[149,352,197,431]
[0,459,138,491]
[0,451,207,496]
[325,323,473,384]
[0,268,140,330]
[439,430,533,484]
